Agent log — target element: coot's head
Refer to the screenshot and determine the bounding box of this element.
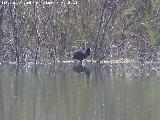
[86,48,91,56]
[86,48,90,52]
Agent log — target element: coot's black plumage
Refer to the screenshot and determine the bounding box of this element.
[73,48,91,64]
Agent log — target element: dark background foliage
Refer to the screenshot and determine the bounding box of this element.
[0,0,160,63]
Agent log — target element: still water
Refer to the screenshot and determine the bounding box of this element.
[0,63,160,120]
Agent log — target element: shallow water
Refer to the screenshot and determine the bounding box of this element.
[0,63,160,120]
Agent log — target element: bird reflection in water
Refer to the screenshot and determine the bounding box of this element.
[73,64,90,79]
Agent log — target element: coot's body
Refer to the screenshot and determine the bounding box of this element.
[73,48,90,64]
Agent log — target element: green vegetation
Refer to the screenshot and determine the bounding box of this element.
[0,0,160,64]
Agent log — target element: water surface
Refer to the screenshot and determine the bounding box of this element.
[0,63,160,120]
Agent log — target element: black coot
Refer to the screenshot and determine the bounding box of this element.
[73,48,91,64]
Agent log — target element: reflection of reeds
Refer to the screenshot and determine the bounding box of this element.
[1,63,160,120]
